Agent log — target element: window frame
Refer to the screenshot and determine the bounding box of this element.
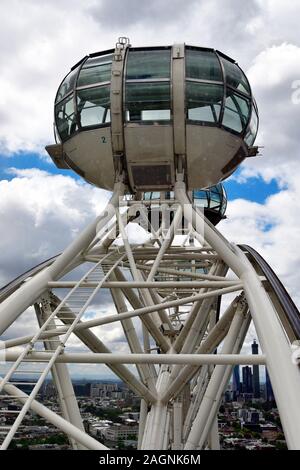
[124,46,172,125]
[55,51,114,142]
[222,90,251,134]
[186,81,224,126]
[76,85,111,130]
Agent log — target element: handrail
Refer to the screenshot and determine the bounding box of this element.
[0,254,59,303]
[239,244,300,339]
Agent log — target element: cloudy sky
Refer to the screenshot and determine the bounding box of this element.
[0,0,300,378]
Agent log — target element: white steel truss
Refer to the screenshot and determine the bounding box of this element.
[0,176,300,450]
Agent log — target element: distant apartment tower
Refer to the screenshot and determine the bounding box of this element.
[265,369,275,402]
[232,365,241,399]
[103,425,139,442]
[251,339,260,398]
[242,366,253,393]
[90,382,119,398]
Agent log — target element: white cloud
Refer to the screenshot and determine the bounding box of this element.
[0,168,110,285]
[1,0,298,157]
[237,43,300,184]
[220,178,300,307]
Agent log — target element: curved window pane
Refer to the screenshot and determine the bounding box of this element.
[210,185,222,200]
[210,200,221,208]
[186,49,222,81]
[144,192,161,200]
[245,106,258,146]
[195,198,209,208]
[222,92,250,133]
[126,82,171,122]
[193,190,209,209]
[83,54,113,68]
[193,184,227,215]
[187,82,223,123]
[210,192,221,203]
[193,190,208,200]
[126,49,171,80]
[55,95,77,141]
[56,67,79,103]
[77,63,112,87]
[77,86,110,127]
[221,58,250,95]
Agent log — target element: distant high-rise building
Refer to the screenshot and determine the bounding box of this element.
[73,383,91,397]
[232,365,241,399]
[242,366,253,393]
[251,339,260,398]
[90,382,119,398]
[265,369,275,402]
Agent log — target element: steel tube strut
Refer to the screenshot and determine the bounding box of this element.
[4,351,266,365]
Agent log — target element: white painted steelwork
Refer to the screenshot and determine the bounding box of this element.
[0,182,300,450]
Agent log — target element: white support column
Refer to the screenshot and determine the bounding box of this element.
[35,298,86,450]
[173,262,222,352]
[108,271,157,393]
[183,365,209,441]
[172,398,183,449]
[208,417,220,450]
[236,247,300,450]
[137,399,148,449]
[184,302,249,449]
[196,312,251,449]
[115,209,170,352]
[142,364,171,450]
[162,298,237,402]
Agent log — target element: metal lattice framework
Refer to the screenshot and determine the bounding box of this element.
[1,175,300,450]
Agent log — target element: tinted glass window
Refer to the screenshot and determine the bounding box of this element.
[193,190,209,208]
[126,82,171,121]
[186,82,223,123]
[77,63,112,87]
[144,192,161,200]
[55,95,77,141]
[245,106,258,146]
[126,49,171,80]
[83,54,113,68]
[77,86,110,127]
[193,184,226,215]
[221,58,250,95]
[56,67,79,103]
[186,49,222,81]
[222,92,250,133]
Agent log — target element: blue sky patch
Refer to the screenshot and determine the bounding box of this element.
[1,151,281,207]
[224,174,280,204]
[0,151,80,181]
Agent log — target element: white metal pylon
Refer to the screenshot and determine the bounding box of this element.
[0,175,300,450]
